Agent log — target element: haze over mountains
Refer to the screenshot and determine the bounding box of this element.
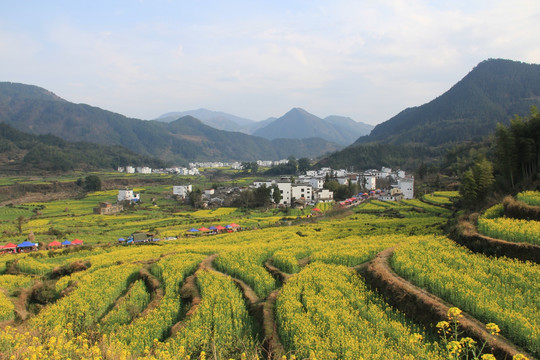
[0,58,539,170]
[156,108,373,146]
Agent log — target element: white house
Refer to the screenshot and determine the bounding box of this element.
[253,180,274,188]
[173,185,192,198]
[314,189,333,202]
[336,177,349,185]
[203,189,215,197]
[118,188,140,202]
[137,166,152,174]
[275,182,292,206]
[359,173,377,190]
[398,177,414,199]
[292,183,313,203]
[125,166,135,174]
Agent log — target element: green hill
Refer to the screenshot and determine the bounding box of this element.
[355,59,540,146]
[253,107,373,145]
[0,83,342,162]
[0,123,165,172]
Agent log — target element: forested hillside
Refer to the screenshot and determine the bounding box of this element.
[0,83,341,162]
[0,123,165,172]
[356,59,540,146]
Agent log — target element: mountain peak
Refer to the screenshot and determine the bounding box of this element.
[355,58,540,146]
[0,82,65,103]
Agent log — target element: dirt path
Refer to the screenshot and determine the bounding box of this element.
[363,248,533,360]
[169,256,211,336]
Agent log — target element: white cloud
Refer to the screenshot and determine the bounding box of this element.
[1,1,540,123]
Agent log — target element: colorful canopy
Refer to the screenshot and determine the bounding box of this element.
[18,241,37,248]
[215,225,226,230]
[229,223,240,228]
[3,243,17,249]
[71,239,83,245]
[48,240,62,247]
[61,240,72,246]
[198,227,211,232]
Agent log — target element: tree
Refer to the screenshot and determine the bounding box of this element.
[271,184,282,205]
[459,157,494,209]
[459,169,477,208]
[416,162,428,180]
[238,189,254,208]
[15,215,25,235]
[84,175,102,192]
[298,158,311,173]
[253,185,272,207]
[494,107,540,189]
[250,162,259,174]
[287,156,298,173]
[241,161,258,174]
[473,158,494,201]
[187,188,203,208]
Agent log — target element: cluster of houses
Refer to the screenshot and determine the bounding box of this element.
[117,159,292,175]
[250,167,414,206]
[104,166,414,214]
[171,167,414,208]
[117,166,200,176]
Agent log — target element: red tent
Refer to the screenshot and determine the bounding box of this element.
[71,239,84,245]
[229,223,240,228]
[48,240,62,247]
[198,227,211,232]
[3,243,17,249]
[312,208,321,212]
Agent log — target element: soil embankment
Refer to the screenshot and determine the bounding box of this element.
[452,221,540,264]
[362,248,532,360]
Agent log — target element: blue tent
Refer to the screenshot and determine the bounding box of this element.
[61,240,72,246]
[17,241,37,248]
[209,226,217,230]
[118,238,125,242]
[188,228,199,232]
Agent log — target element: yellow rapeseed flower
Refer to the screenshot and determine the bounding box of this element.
[481,354,496,360]
[447,307,462,321]
[486,323,500,336]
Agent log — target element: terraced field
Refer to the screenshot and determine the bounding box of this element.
[0,190,536,359]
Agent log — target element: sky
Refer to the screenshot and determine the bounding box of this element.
[1,1,540,125]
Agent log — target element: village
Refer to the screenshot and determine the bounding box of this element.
[1,165,414,255]
[115,164,414,208]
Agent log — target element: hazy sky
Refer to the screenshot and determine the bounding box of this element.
[1,1,540,125]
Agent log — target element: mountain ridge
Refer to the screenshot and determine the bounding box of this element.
[253,107,373,145]
[0,83,342,163]
[355,58,540,146]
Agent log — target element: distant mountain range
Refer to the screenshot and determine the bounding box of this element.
[0,82,342,164]
[156,108,256,133]
[355,59,540,146]
[156,108,373,146]
[2,58,538,170]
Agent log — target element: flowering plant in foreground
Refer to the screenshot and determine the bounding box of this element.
[437,307,528,360]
